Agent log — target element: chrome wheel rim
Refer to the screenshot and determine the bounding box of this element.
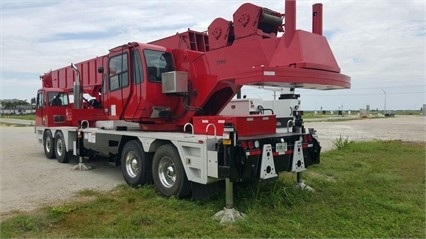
[158,157,176,188]
[45,137,52,153]
[125,151,139,178]
[56,138,63,157]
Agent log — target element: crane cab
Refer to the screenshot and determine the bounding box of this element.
[35,88,70,127]
[101,44,167,121]
[101,43,189,129]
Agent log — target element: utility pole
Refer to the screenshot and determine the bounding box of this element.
[381,89,387,112]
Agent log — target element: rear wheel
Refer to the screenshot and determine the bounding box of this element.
[152,144,190,198]
[121,140,151,187]
[43,130,55,159]
[54,131,69,163]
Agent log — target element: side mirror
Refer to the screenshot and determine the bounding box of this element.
[97,67,104,74]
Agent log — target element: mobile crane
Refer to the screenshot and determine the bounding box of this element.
[35,0,350,222]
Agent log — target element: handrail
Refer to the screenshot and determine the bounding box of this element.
[287,119,294,133]
[206,123,217,138]
[183,122,194,135]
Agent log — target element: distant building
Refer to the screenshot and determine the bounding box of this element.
[0,99,34,115]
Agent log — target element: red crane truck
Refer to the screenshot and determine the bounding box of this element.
[34,0,350,221]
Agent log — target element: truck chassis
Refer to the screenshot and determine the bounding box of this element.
[36,115,320,221]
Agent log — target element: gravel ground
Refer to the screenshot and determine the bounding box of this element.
[0,115,424,218]
[304,115,425,151]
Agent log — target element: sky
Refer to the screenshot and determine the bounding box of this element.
[1,0,425,110]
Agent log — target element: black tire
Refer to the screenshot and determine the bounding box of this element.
[121,140,151,187]
[43,130,55,159]
[152,144,191,198]
[54,131,69,163]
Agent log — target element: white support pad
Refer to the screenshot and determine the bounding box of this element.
[259,144,278,179]
[292,140,306,172]
[213,207,245,224]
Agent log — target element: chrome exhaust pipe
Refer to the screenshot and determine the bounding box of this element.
[71,63,82,109]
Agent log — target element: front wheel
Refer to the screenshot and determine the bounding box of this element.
[152,144,190,198]
[43,130,55,159]
[121,140,151,187]
[54,131,69,163]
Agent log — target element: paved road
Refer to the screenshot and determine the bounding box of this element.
[0,116,424,218]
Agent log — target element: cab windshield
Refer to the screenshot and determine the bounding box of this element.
[48,92,68,107]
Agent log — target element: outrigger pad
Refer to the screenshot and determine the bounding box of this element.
[295,180,315,192]
[213,207,246,224]
[73,163,93,171]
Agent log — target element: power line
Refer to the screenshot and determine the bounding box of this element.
[244,89,425,96]
[300,91,425,97]
[245,85,426,93]
[348,84,426,90]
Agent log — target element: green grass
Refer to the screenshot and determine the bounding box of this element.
[0,122,29,127]
[0,114,35,120]
[304,110,422,116]
[334,134,354,150]
[393,110,423,115]
[303,110,423,121]
[1,141,424,238]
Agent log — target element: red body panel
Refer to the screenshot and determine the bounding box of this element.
[193,115,276,137]
[42,57,104,97]
[149,30,209,52]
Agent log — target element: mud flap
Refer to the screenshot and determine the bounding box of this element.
[291,140,306,172]
[259,144,278,179]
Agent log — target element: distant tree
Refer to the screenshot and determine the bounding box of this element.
[2,101,17,113]
[17,99,30,106]
[1,99,31,114]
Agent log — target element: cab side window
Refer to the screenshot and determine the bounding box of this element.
[109,53,129,91]
[133,50,144,84]
[36,92,44,108]
[144,50,174,82]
